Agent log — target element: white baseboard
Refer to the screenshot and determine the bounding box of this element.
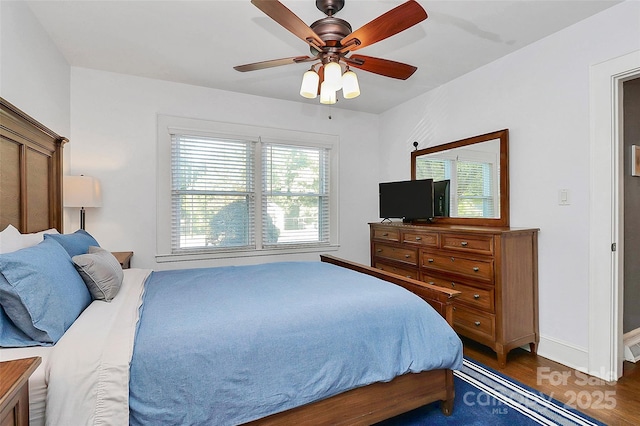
[535,335,590,375]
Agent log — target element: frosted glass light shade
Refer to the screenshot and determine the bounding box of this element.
[300,70,319,99]
[319,82,337,104]
[342,70,360,99]
[64,176,102,208]
[323,61,342,91]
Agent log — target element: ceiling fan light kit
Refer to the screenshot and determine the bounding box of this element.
[236,0,427,104]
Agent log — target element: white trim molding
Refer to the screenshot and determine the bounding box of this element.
[589,50,640,381]
[537,336,589,375]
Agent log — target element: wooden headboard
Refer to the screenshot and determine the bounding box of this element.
[0,97,67,233]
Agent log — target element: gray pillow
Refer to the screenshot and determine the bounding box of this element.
[72,246,123,302]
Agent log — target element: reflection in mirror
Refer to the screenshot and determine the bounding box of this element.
[415,139,501,218]
[411,129,509,227]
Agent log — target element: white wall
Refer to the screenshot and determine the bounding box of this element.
[69,68,380,269]
[0,1,70,137]
[379,1,640,367]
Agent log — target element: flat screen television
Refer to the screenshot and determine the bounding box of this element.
[433,179,451,217]
[379,179,434,221]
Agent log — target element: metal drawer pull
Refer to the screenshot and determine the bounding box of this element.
[406,275,413,279]
[427,258,434,263]
[428,281,435,285]
[415,236,422,241]
[376,248,382,252]
[451,257,455,262]
[474,321,481,326]
[450,282,455,288]
[473,267,480,272]
[461,241,468,246]
[473,294,480,299]
[404,254,411,258]
[382,232,388,236]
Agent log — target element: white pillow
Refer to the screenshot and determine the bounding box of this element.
[0,224,60,254]
[0,225,21,254]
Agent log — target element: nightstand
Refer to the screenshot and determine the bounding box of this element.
[111,251,133,269]
[0,357,41,426]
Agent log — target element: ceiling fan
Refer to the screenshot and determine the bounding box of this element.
[234,0,428,102]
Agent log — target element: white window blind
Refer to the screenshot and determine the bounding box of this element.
[171,134,255,252]
[262,143,330,247]
[169,131,332,255]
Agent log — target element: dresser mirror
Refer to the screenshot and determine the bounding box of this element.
[411,129,509,227]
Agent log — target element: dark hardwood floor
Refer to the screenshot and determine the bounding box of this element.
[462,337,640,425]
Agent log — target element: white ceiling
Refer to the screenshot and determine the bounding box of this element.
[26,0,621,114]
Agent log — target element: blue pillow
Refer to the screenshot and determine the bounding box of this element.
[0,238,92,343]
[44,229,100,257]
[0,303,46,347]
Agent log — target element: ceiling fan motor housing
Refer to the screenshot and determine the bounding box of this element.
[310,17,352,42]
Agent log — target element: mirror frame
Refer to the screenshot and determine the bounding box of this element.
[411,129,509,227]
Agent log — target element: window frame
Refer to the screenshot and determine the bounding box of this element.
[156,115,339,262]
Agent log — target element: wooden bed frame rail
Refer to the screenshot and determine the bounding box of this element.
[320,254,460,325]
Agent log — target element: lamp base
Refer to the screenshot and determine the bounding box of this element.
[79,208,86,230]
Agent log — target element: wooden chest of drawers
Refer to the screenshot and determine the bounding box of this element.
[370,222,538,366]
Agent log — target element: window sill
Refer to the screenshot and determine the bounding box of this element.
[155,244,340,263]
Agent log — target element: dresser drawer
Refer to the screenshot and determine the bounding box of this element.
[372,227,400,242]
[421,251,493,281]
[453,306,496,341]
[441,233,494,255]
[373,243,418,265]
[422,275,494,312]
[402,231,438,247]
[375,262,419,280]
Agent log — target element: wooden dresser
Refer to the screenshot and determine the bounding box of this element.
[370,222,538,366]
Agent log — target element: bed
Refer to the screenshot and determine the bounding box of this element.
[0,97,462,425]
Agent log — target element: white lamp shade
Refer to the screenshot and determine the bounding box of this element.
[64,176,102,208]
[300,70,319,99]
[323,61,342,91]
[342,70,360,99]
[319,81,337,105]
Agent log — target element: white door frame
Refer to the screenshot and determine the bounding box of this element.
[589,50,640,381]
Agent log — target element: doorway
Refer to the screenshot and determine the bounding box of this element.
[589,50,640,381]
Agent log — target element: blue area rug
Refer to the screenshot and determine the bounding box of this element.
[377,358,606,425]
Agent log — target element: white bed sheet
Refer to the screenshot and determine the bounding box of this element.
[45,268,150,426]
[0,346,53,426]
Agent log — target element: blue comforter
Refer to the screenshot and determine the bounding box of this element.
[129,261,462,425]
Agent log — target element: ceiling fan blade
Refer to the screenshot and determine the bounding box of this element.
[340,0,427,52]
[234,56,314,72]
[251,0,325,49]
[344,55,417,80]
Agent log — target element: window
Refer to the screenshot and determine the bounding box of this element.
[262,143,330,247]
[157,116,338,261]
[171,135,255,251]
[415,153,498,217]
